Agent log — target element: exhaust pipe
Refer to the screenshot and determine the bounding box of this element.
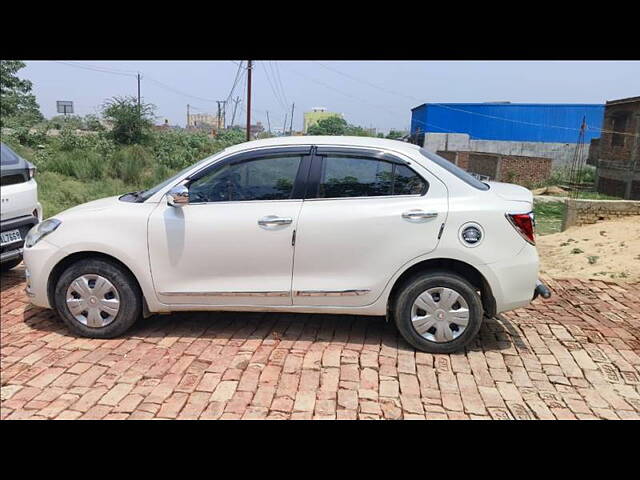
[533,280,551,300]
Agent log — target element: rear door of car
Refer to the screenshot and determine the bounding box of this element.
[291,146,448,308]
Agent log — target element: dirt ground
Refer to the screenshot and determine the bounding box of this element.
[537,216,640,283]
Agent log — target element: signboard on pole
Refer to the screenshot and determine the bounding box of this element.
[56,101,74,115]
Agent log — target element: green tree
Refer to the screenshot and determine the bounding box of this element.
[101,96,156,145]
[386,129,405,140]
[307,116,348,135]
[345,125,373,137]
[0,60,43,127]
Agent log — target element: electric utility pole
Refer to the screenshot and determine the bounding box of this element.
[246,60,253,141]
[266,111,271,134]
[217,100,227,129]
[289,103,295,135]
[282,113,288,137]
[230,96,241,126]
[187,104,190,128]
[137,73,141,116]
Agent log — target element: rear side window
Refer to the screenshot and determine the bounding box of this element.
[420,148,489,191]
[318,155,427,198]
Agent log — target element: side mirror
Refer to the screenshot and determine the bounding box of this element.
[166,185,189,207]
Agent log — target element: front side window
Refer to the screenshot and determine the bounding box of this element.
[318,155,427,199]
[188,155,302,203]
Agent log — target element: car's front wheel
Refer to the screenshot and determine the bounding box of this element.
[394,271,483,353]
[54,258,142,338]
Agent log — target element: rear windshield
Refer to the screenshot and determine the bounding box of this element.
[1,143,21,166]
[419,148,489,191]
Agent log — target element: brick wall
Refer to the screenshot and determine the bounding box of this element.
[597,176,628,198]
[562,198,640,229]
[595,97,640,199]
[436,150,551,186]
[468,153,499,179]
[499,155,552,185]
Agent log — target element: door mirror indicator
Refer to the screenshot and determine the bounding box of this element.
[167,185,189,207]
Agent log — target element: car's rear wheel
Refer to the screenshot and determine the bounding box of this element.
[53,258,141,338]
[394,271,483,353]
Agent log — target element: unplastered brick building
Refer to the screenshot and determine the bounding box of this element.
[437,150,552,186]
[592,96,640,200]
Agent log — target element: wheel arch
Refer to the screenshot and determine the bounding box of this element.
[387,258,496,318]
[47,251,148,313]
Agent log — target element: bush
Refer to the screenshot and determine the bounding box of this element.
[6,119,248,216]
[102,96,155,145]
[47,149,107,181]
[3,125,47,148]
[37,171,132,218]
[149,130,223,170]
[110,144,153,184]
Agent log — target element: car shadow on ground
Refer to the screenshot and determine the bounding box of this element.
[7,263,521,354]
[20,304,520,354]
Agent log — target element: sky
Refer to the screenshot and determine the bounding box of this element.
[21,60,640,134]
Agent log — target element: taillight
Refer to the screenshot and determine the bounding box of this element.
[28,166,37,179]
[506,212,536,245]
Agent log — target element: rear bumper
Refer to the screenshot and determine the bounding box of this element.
[477,244,539,314]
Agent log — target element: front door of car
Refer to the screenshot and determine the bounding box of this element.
[292,147,448,308]
[148,147,311,306]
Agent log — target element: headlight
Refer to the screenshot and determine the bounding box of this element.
[28,166,37,179]
[25,219,61,248]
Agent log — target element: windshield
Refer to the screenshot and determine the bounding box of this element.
[419,148,489,191]
[136,152,224,201]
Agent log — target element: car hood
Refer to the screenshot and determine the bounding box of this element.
[487,181,533,204]
[57,195,122,217]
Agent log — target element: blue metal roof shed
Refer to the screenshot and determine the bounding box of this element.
[410,103,605,143]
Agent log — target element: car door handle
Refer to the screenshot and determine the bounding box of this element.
[402,210,438,220]
[258,215,293,226]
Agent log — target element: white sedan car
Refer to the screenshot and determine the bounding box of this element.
[23,136,549,353]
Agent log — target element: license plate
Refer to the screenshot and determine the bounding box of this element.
[1,229,22,246]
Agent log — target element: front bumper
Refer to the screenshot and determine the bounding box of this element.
[1,247,23,264]
[22,238,67,308]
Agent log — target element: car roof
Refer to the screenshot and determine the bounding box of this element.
[222,136,421,156]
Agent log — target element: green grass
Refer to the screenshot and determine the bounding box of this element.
[533,201,565,235]
[36,171,140,218]
[572,191,623,200]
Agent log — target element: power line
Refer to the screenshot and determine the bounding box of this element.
[225,61,245,106]
[282,63,408,120]
[52,61,139,77]
[271,61,290,108]
[144,76,219,103]
[313,61,639,138]
[261,62,288,111]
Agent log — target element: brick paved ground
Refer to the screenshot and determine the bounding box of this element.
[1,265,639,420]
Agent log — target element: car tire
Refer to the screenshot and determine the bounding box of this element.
[394,270,483,354]
[1,258,22,272]
[53,258,142,339]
